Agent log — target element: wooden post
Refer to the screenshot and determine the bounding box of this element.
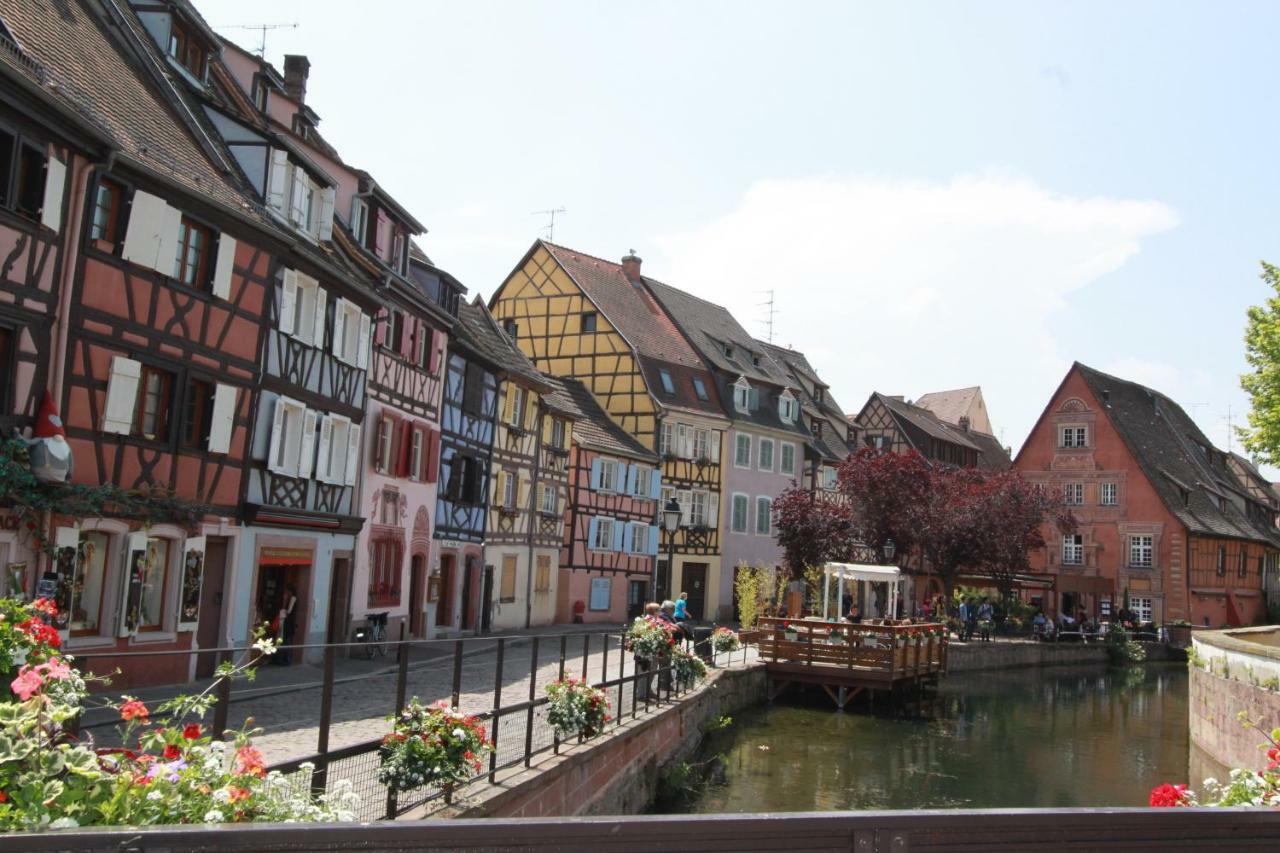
[523,637,538,768]
[489,638,505,783]
[313,644,336,796]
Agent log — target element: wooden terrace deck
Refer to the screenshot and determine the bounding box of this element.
[749,617,949,708]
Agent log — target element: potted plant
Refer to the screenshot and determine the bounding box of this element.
[781,621,798,642]
[711,627,741,654]
[671,648,708,688]
[546,677,611,739]
[378,699,492,796]
[827,626,844,645]
[624,615,678,661]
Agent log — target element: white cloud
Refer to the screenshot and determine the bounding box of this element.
[655,172,1178,453]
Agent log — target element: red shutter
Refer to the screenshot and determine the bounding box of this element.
[374,308,387,347]
[427,328,441,374]
[373,414,387,471]
[416,422,429,481]
[403,317,418,361]
[425,427,440,484]
[374,210,390,258]
[397,419,414,477]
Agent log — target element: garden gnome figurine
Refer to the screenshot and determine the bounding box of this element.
[26,391,73,483]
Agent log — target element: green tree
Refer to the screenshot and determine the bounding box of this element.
[1240,261,1280,464]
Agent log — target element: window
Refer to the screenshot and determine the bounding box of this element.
[462,363,487,416]
[756,497,772,535]
[661,486,676,517]
[659,422,673,455]
[90,178,123,243]
[735,433,752,467]
[167,19,206,79]
[375,417,394,474]
[501,471,517,509]
[633,466,652,498]
[692,377,709,401]
[316,414,358,485]
[269,396,309,477]
[1239,549,1248,578]
[1217,545,1227,576]
[502,319,518,342]
[410,427,424,482]
[758,438,774,471]
[1100,482,1117,506]
[1060,425,1088,448]
[1129,535,1153,568]
[629,523,649,554]
[592,517,615,550]
[868,434,891,451]
[67,531,110,635]
[535,555,551,593]
[779,392,797,423]
[731,494,748,533]
[658,369,675,395]
[780,443,796,475]
[135,365,174,441]
[822,466,837,489]
[333,299,368,367]
[1062,534,1084,565]
[598,459,619,493]
[1130,597,1152,623]
[500,554,518,602]
[181,379,213,450]
[414,323,429,368]
[540,483,558,514]
[173,216,212,287]
[723,344,734,359]
[549,417,567,449]
[690,490,708,527]
[733,379,751,413]
[392,231,408,276]
[506,385,526,427]
[386,310,403,352]
[0,128,47,221]
[581,312,597,333]
[693,428,711,461]
[137,537,171,631]
[368,539,402,607]
[280,270,324,347]
[0,326,10,410]
[589,577,611,611]
[1063,483,1083,505]
[351,198,369,245]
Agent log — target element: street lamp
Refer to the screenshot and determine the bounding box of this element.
[655,497,682,602]
[882,539,896,563]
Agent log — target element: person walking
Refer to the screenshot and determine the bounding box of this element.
[977,598,994,642]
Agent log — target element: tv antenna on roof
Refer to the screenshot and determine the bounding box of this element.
[532,208,566,242]
[216,23,299,58]
[758,289,777,343]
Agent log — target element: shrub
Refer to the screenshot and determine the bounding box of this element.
[1105,623,1146,664]
[546,678,610,739]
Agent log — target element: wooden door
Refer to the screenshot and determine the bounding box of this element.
[436,554,455,630]
[682,563,707,621]
[326,557,351,644]
[408,554,426,637]
[195,538,228,678]
[480,564,494,634]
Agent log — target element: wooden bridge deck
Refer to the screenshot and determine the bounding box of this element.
[751,618,949,708]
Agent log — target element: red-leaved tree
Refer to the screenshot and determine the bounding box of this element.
[973,470,1075,604]
[771,486,859,577]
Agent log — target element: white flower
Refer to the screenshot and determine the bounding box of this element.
[253,637,278,655]
[452,727,466,739]
[203,809,225,823]
[10,646,28,667]
[147,790,164,801]
[213,788,231,803]
[49,817,79,829]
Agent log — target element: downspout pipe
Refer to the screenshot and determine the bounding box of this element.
[524,398,544,629]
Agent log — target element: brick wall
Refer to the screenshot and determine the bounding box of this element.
[1189,658,1280,774]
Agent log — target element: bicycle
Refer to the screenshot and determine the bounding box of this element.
[355,611,389,659]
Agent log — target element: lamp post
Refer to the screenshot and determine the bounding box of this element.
[655,497,682,602]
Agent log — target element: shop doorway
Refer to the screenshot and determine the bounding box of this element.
[408,554,426,637]
[681,563,707,621]
[326,557,351,644]
[627,580,647,619]
[254,554,309,664]
[436,553,455,630]
[195,538,229,679]
[656,558,672,602]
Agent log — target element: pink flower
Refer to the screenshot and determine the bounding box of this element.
[234,746,266,778]
[119,699,149,721]
[10,666,43,700]
[37,659,72,682]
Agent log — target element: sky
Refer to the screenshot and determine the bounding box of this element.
[199,0,1280,469]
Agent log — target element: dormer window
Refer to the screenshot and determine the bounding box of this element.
[502,319,518,342]
[692,376,709,401]
[350,198,369,244]
[751,353,761,368]
[723,344,734,359]
[252,78,268,112]
[267,150,334,241]
[733,378,751,414]
[167,20,206,81]
[658,369,675,396]
[779,390,797,423]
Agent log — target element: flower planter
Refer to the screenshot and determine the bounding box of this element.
[784,631,799,642]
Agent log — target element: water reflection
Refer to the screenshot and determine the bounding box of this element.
[670,664,1188,812]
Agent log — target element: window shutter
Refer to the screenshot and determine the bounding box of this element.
[267,149,289,211]
[625,464,638,495]
[518,475,530,509]
[312,287,327,349]
[708,492,720,527]
[102,356,142,434]
[121,190,169,270]
[299,409,319,478]
[620,524,632,554]
[178,536,205,628]
[374,308,388,347]
[314,414,333,482]
[279,269,298,335]
[211,234,236,299]
[428,328,441,373]
[40,157,66,232]
[266,397,286,474]
[120,531,150,637]
[710,431,721,463]
[611,520,625,552]
[588,517,599,549]
[648,524,660,556]
[502,385,515,425]
[374,209,389,257]
[345,424,361,486]
[289,170,307,226]
[157,203,182,277]
[331,298,347,357]
[372,415,387,471]
[398,419,414,477]
[425,428,440,483]
[541,413,554,445]
[590,458,602,490]
[357,312,371,370]
[649,469,662,500]
[207,383,237,454]
[317,186,336,240]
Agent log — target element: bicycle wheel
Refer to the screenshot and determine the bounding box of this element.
[374,630,388,658]
[364,637,375,659]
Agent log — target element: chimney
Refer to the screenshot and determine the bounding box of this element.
[283,55,311,104]
[959,415,971,432]
[621,249,642,283]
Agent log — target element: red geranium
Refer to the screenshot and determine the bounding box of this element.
[183,723,202,740]
[163,744,181,760]
[1149,783,1190,807]
[31,598,58,617]
[119,699,149,721]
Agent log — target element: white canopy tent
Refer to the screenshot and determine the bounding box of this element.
[821,562,904,621]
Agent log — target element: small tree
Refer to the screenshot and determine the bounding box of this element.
[733,566,762,629]
[770,486,858,578]
[973,470,1074,606]
[1240,262,1280,465]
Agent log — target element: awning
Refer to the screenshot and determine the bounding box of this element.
[823,562,902,582]
[258,547,313,567]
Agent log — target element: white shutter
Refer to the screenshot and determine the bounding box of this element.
[279,269,298,335]
[331,298,347,357]
[312,287,327,348]
[708,492,720,528]
[121,190,169,269]
[41,157,66,232]
[710,430,721,463]
[102,356,142,434]
[289,170,307,226]
[211,234,236,299]
[314,415,334,483]
[357,313,371,370]
[345,424,361,486]
[267,149,289,211]
[266,397,287,474]
[156,203,183,278]
[120,531,149,637]
[678,490,692,526]
[299,409,319,478]
[317,186,335,241]
[207,383,237,454]
[178,536,205,629]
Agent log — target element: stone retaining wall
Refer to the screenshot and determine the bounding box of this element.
[1189,627,1280,775]
[423,664,767,819]
[946,639,1181,672]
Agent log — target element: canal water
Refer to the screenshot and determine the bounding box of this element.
[665,663,1188,812]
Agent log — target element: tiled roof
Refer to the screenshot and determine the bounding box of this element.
[453,297,548,389]
[1228,452,1280,507]
[0,0,263,223]
[760,340,850,425]
[915,387,981,428]
[542,377,656,461]
[965,430,1012,471]
[1075,363,1280,546]
[877,394,983,452]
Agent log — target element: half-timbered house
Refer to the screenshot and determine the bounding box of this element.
[547,377,660,623]
[434,295,500,635]
[491,242,730,620]
[1016,363,1280,627]
[915,386,1012,472]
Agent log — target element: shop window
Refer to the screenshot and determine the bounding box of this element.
[368,539,402,607]
[500,554,518,602]
[68,531,110,635]
[137,538,171,631]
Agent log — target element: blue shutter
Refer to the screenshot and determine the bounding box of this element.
[587,516,599,550]
[648,524,660,556]
[649,469,662,500]
[590,458,602,490]
[625,464,638,495]
[621,524,633,554]
[611,519,625,551]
